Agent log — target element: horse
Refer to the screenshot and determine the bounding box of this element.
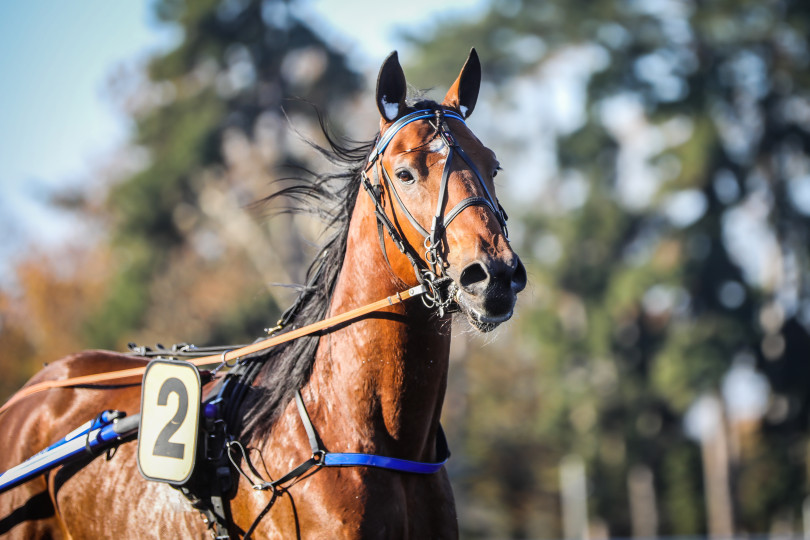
[0,49,526,539]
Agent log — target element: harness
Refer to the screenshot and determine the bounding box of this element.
[0,107,508,539]
[177,345,450,539]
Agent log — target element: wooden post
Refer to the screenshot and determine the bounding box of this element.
[628,464,658,538]
[561,454,589,540]
[700,395,735,538]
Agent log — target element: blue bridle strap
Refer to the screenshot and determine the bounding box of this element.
[369,109,466,163]
[233,390,450,538]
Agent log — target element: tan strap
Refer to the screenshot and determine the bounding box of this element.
[0,284,426,416]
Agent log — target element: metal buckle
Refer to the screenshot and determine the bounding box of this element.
[311,449,326,467]
[264,320,284,336]
[210,350,237,377]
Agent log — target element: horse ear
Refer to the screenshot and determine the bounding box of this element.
[442,48,481,119]
[376,51,407,122]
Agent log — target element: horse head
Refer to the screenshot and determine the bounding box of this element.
[366,49,527,331]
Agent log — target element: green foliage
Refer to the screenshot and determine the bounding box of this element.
[660,445,705,534]
[84,0,363,348]
[652,318,746,413]
[408,0,810,536]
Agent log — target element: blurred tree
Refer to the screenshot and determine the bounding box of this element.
[0,247,110,402]
[405,0,810,537]
[83,0,364,350]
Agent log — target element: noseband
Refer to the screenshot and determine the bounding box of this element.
[361,109,508,315]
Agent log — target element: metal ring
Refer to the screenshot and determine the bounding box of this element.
[221,349,238,368]
[311,450,327,467]
[419,272,443,308]
[211,349,237,377]
[424,249,438,265]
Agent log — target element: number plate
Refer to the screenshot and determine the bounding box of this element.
[137,359,201,484]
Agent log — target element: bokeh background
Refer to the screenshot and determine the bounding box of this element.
[2,0,810,538]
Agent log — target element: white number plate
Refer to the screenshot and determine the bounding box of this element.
[137,360,201,484]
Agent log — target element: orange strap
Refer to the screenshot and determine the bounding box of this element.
[0,284,426,416]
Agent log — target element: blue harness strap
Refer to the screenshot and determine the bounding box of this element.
[368,109,466,163]
[322,430,450,474]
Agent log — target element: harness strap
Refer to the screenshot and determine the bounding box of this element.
[236,386,451,537]
[360,168,407,255]
[321,431,450,474]
[429,116,456,253]
[195,376,452,540]
[208,494,232,540]
[368,110,465,163]
[450,141,506,230]
[381,163,430,239]
[443,196,496,227]
[295,390,323,455]
[234,388,450,495]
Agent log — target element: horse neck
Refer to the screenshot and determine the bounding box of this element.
[303,192,451,460]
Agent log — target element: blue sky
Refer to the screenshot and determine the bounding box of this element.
[0,2,171,190]
[0,0,485,278]
[0,1,173,265]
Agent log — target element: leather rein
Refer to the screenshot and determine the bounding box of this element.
[0,284,427,416]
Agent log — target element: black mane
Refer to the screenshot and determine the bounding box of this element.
[239,100,444,442]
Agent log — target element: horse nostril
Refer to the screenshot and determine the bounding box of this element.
[459,262,489,293]
[512,258,527,292]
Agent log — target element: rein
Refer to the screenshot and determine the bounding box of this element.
[0,283,428,417]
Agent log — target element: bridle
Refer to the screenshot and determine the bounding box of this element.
[360,108,509,316]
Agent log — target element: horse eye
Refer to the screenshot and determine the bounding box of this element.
[396,170,415,184]
[493,166,502,178]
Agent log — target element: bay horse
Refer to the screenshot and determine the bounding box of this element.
[0,49,525,539]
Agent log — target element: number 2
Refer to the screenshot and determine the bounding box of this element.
[153,377,188,459]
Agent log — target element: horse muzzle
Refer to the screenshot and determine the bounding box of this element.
[450,254,527,332]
